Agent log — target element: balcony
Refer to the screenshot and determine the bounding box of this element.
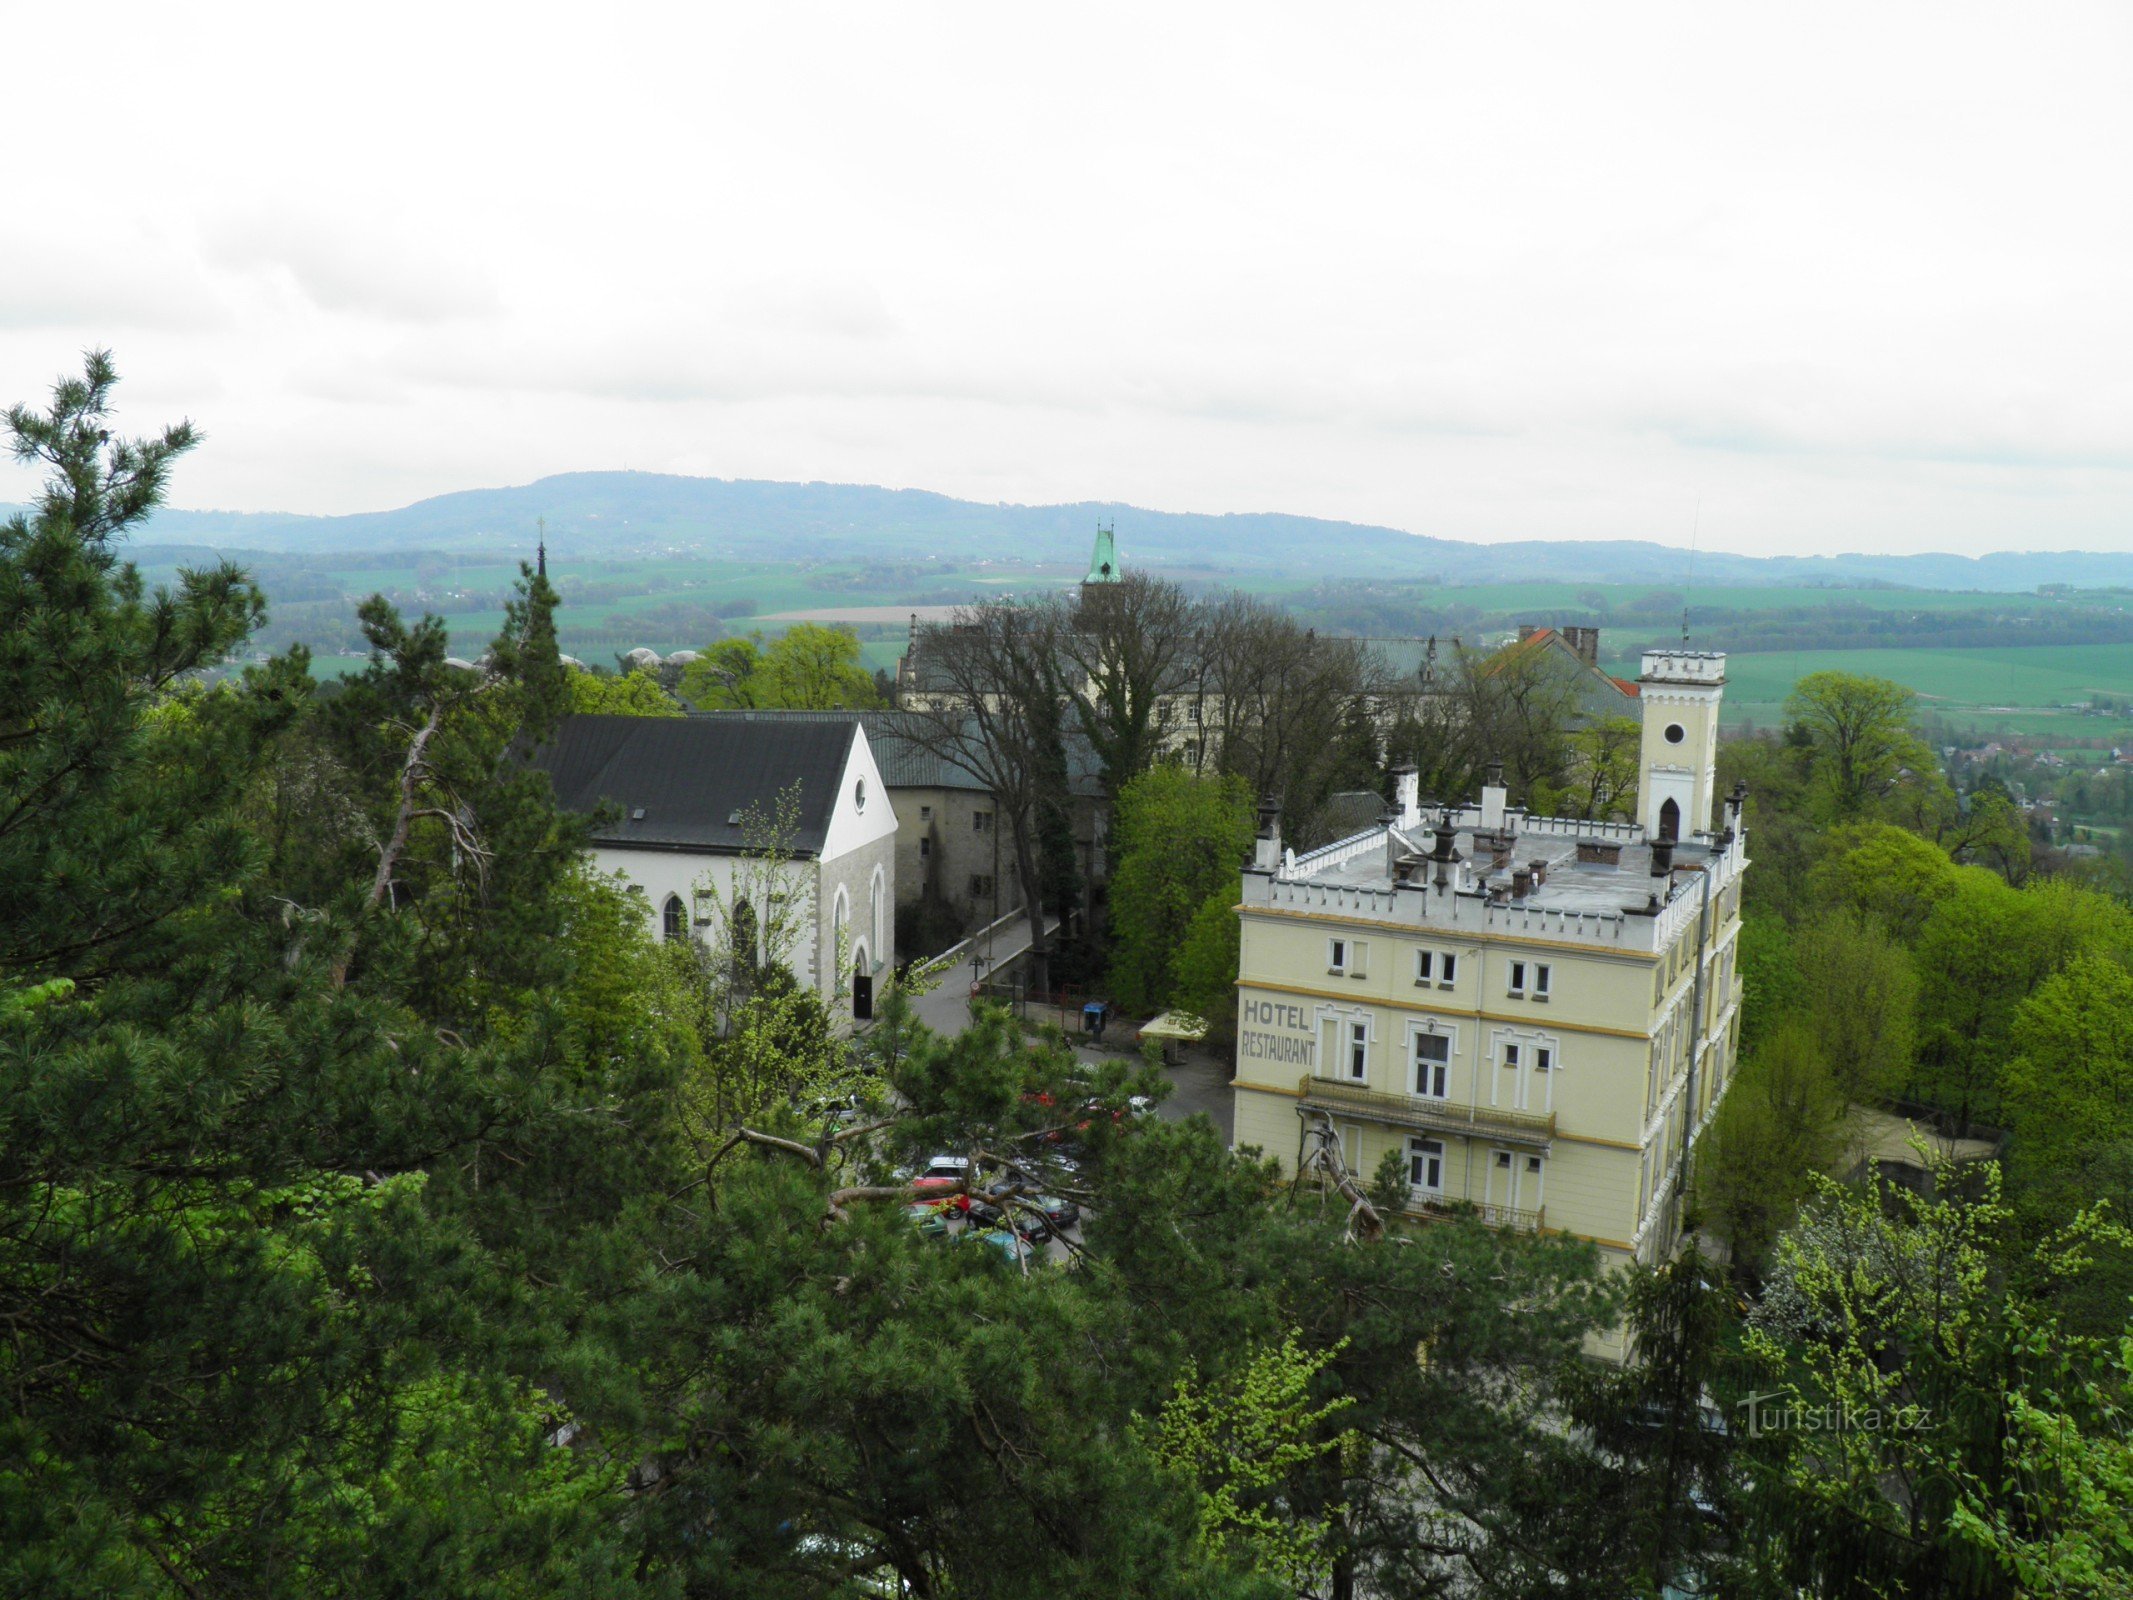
[1296,1075,1555,1147]
[1403,1192,1545,1233]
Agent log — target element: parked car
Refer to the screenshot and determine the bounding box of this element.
[1031,1194,1080,1231]
[904,1201,952,1240]
[921,1155,973,1182]
[906,1176,970,1212]
[956,1226,1037,1269]
[966,1199,1051,1243]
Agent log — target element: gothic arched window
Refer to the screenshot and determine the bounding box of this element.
[662,894,688,943]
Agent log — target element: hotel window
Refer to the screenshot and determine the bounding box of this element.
[1415,949,1433,984]
[1507,960,1527,997]
[1534,1045,1553,1073]
[1413,1031,1451,1099]
[1329,938,1368,978]
[1415,949,1458,988]
[1345,1019,1369,1081]
[1328,937,1347,974]
[1531,963,1551,1000]
[1409,1137,1445,1194]
[1502,1042,1521,1069]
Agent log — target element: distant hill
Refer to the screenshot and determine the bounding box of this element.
[16,471,2133,591]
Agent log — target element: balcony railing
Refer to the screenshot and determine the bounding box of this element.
[1403,1192,1545,1233]
[1297,1075,1555,1145]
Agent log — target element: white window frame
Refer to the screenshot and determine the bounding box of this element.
[1409,1136,1446,1196]
[1328,937,1348,976]
[1507,959,1528,997]
[1409,1023,1455,1100]
[1531,962,1551,1001]
[1415,949,1433,985]
[1438,951,1457,988]
[1344,1018,1370,1081]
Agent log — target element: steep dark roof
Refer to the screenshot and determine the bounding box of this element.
[683,709,1105,798]
[529,714,856,856]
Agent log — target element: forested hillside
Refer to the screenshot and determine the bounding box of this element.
[18,470,2132,588]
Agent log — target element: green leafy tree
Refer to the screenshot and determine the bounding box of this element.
[676,633,765,708]
[1695,1018,1846,1281]
[1144,1332,1356,1592]
[1793,906,1918,1101]
[1806,820,1971,941]
[1914,875,2133,1133]
[1745,1159,2133,1598]
[1173,887,1243,1044]
[1734,910,1800,1052]
[1106,767,1255,1015]
[1784,670,1934,820]
[759,621,881,709]
[565,666,682,716]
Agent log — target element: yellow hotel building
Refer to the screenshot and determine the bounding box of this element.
[1231,650,1747,1302]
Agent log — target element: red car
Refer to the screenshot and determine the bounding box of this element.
[907,1176,970,1213]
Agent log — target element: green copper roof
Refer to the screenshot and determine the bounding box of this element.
[1084,523,1120,584]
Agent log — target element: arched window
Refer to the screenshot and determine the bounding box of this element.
[832,886,851,968]
[1658,798,1680,842]
[662,894,688,943]
[869,865,886,963]
[732,897,758,968]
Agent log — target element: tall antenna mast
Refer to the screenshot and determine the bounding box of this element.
[1682,498,1700,647]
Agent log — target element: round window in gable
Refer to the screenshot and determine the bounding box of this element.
[854,777,867,811]
[1664,723,1686,745]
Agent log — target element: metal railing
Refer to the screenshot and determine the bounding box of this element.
[1297,1075,1555,1144]
[1402,1193,1545,1233]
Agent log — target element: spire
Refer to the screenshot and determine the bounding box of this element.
[1084,520,1120,585]
[536,516,548,580]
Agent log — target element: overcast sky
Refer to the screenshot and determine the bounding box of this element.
[4,2,2130,558]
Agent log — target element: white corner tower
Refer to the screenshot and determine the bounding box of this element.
[1637,650,1726,841]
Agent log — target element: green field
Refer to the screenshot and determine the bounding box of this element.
[1595,644,2133,743]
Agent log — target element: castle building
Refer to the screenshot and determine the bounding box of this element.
[1229,651,1746,1349]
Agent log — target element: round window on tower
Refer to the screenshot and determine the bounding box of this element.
[855,777,867,811]
[1665,723,1686,745]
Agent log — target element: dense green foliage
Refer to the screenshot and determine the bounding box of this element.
[677,623,881,711]
[1103,767,1255,1018]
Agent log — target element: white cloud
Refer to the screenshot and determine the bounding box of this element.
[1,0,2130,559]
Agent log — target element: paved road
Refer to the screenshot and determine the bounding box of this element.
[904,911,1060,1038]
[900,913,1235,1146]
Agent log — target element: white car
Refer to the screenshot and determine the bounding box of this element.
[921,1155,973,1182]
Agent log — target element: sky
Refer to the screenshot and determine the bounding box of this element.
[3,1,2130,559]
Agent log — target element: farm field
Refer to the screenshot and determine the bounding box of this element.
[1603,644,2133,744]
